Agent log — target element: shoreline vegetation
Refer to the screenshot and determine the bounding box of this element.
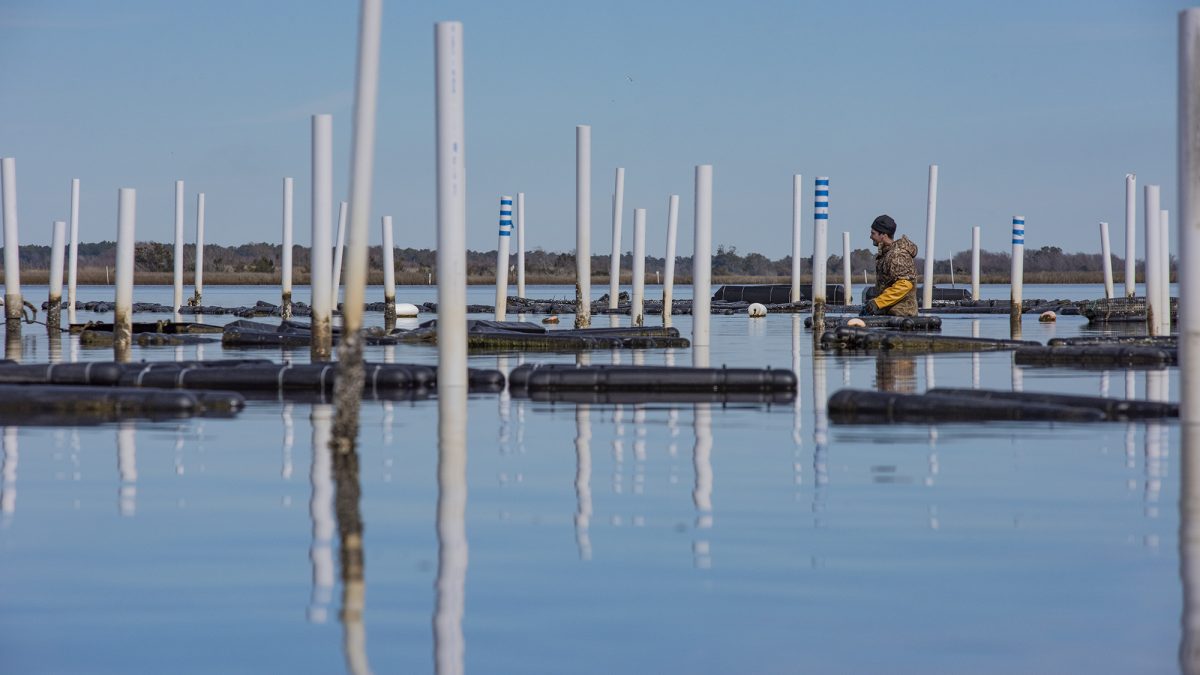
[0,240,1173,287]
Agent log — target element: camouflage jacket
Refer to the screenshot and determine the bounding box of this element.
[873,235,919,317]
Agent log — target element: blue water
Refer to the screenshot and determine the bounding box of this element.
[0,284,1185,673]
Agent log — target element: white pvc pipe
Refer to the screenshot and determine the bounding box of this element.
[841,231,852,306]
[282,177,294,314]
[1146,185,1161,336]
[382,215,395,312]
[1100,221,1114,300]
[331,201,347,309]
[435,21,468,390]
[609,167,624,309]
[1126,173,1137,298]
[48,220,66,329]
[812,177,829,305]
[516,192,525,299]
[1,158,21,322]
[921,164,938,309]
[68,178,79,324]
[662,194,679,322]
[791,174,802,303]
[194,193,205,303]
[495,195,513,321]
[693,165,713,348]
[1011,216,1025,326]
[311,114,334,355]
[173,180,184,313]
[971,225,981,301]
[1162,209,1172,335]
[1180,8,1200,421]
[576,125,591,328]
[114,188,137,352]
[631,207,646,326]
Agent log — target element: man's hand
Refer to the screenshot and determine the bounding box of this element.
[859,299,879,316]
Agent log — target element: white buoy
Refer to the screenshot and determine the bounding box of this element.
[396,302,419,318]
[1162,208,1172,335]
[282,177,294,319]
[516,192,526,299]
[173,180,185,314]
[1100,221,1114,299]
[921,164,939,309]
[1011,216,1025,331]
[693,165,713,348]
[435,21,468,389]
[662,194,679,324]
[1181,9,1200,421]
[331,200,347,310]
[311,114,334,360]
[1146,185,1161,336]
[48,220,66,331]
[812,177,829,330]
[791,174,802,303]
[1125,173,1137,298]
[68,178,79,325]
[576,125,592,328]
[114,188,136,358]
[382,215,396,322]
[748,302,767,318]
[971,225,981,301]
[192,192,205,305]
[1,158,22,326]
[631,207,646,326]
[608,167,625,310]
[841,231,852,306]
[495,195,512,321]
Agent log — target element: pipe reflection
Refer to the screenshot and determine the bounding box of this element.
[331,401,369,675]
[5,326,20,362]
[875,353,916,393]
[574,404,593,560]
[791,315,803,486]
[1145,370,1168,520]
[1179,422,1200,673]
[282,403,294,481]
[1011,353,1023,392]
[48,331,62,364]
[117,422,136,517]
[308,405,335,624]
[435,384,469,675]
[1,427,16,524]
[693,401,713,569]
[971,320,980,389]
[813,348,828,490]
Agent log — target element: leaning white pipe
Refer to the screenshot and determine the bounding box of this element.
[791,174,802,303]
[282,177,294,318]
[608,167,624,309]
[1,158,22,324]
[1011,216,1025,329]
[1145,185,1161,336]
[495,195,513,321]
[971,225,981,301]
[114,188,137,355]
[68,178,79,324]
[693,166,713,348]
[193,193,205,304]
[1179,8,1200,421]
[310,114,334,359]
[1162,209,1172,335]
[382,215,395,320]
[576,125,592,328]
[1125,173,1137,298]
[1100,221,1114,300]
[841,231,852,306]
[921,164,939,309]
[516,192,525,299]
[173,180,184,314]
[48,220,66,331]
[435,21,468,390]
[331,201,347,310]
[631,207,646,326]
[662,194,679,323]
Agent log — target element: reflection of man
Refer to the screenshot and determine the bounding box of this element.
[862,214,919,317]
[875,353,917,393]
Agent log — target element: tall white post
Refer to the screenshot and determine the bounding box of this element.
[382,216,396,321]
[331,201,347,309]
[516,192,526,299]
[173,180,184,314]
[693,166,713,349]
[1011,216,1025,331]
[812,177,829,330]
[68,178,79,325]
[575,125,592,328]
[193,193,205,305]
[1100,221,1114,300]
[1146,185,1161,335]
[282,177,294,318]
[1126,173,1137,298]
[1,158,22,325]
[970,225,981,301]
[311,114,334,360]
[1162,209,1172,335]
[48,220,66,331]
[435,21,468,390]
[631,207,646,326]
[662,194,679,324]
[608,167,625,309]
[921,164,939,309]
[495,195,513,321]
[791,174,802,303]
[841,231,852,306]
[114,188,137,358]
[1179,8,1200,421]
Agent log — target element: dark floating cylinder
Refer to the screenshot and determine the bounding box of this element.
[927,388,1178,420]
[827,389,1106,424]
[0,383,244,424]
[820,326,1034,353]
[803,315,942,331]
[1014,345,1176,368]
[509,363,796,395]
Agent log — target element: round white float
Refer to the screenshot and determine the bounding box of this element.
[846,317,867,328]
[1039,310,1056,323]
[748,303,767,318]
[395,302,420,317]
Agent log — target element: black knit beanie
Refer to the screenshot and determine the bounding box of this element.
[871,214,897,237]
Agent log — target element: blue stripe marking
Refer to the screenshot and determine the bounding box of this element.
[1012,238,1023,244]
[814,213,829,219]
[500,210,512,216]
[1013,219,1025,225]
[815,201,828,208]
[1012,229,1024,235]
[815,189,829,194]
[499,230,512,236]
[501,199,512,205]
[816,179,829,185]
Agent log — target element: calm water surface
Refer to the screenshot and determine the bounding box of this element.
[0,283,1186,673]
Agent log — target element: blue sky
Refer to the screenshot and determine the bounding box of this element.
[0,0,1189,263]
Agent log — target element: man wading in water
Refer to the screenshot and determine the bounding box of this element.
[862,214,919,317]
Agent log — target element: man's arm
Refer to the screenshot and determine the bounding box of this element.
[872,279,914,310]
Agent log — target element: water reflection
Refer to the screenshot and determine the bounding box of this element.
[875,353,916,393]
[281,403,294,482]
[971,320,981,389]
[1145,370,1169,522]
[435,383,469,675]
[813,348,829,493]
[692,400,713,569]
[791,315,803,487]
[308,405,335,624]
[1180,422,1200,673]
[574,404,593,560]
[6,326,20,362]
[2,427,16,524]
[117,422,136,517]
